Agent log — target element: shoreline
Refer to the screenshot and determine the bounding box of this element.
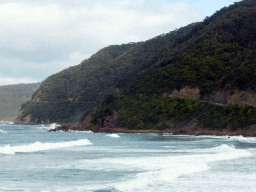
[48,124,256,137]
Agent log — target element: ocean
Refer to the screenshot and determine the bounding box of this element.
[0,123,256,192]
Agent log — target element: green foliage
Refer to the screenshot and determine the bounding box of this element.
[122,0,256,97]
[85,0,256,131]
[20,100,87,123]
[115,23,197,90]
[90,96,256,130]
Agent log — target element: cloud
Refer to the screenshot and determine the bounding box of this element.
[0,77,39,86]
[0,0,204,86]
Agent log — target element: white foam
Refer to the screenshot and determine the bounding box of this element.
[48,123,61,130]
[116,163,209,191]
[0,129,8,134]
[35,143,253,192]
[164,144,249,155]
[38,123,61,130]
[0,121,14,125]
[229,135,256,143]
[56,130,64,132]
[106,134,120,138]
[0,139,92,155]
[113,144,252,191]
[68,130,93,133]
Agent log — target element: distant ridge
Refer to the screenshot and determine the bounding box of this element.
[0,83,40,121]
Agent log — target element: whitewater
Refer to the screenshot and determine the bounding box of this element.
[0,123,256,191]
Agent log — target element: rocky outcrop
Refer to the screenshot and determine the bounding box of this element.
[23,114,32,124]
[208,89,256,107]
[164,86,256,107]
[15,114,36,124]
[164,86,200,100]
[15,110,51,125]
[102,111,118,128]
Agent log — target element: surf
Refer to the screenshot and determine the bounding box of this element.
[106,134,120,138]
[113,144,252,191]
[0,129,8,134]
[0,138,92,155]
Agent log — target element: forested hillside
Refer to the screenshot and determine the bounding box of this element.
[16,23,196,123]
[0,83,40,121]
[85,0,256,132]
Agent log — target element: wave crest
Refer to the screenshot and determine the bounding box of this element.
[106,134,120,138]
[0,139,92,155]
[0,129,8,134]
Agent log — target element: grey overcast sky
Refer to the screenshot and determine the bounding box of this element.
[0,0,241,86]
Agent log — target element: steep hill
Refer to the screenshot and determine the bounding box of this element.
[85,0,256,133]
[121,0,256,105]
[16,23,196,124]
[0,83,40,121]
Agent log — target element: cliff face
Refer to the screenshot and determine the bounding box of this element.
[15,112,51,125]
[163,87,200,100]
[163,87,256,107]
[208,89,256,107]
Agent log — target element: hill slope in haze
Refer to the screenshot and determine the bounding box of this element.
[84,0,256,133]
[0,83,40,121]
[16,23,196,124]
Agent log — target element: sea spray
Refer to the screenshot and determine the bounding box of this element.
[48,123,61,130]
[229,135,256,143]
[68,130,93,133]
[106,134,120,138]
[36,123,61,130]
[0,139,92,155]
[0,129,8,134]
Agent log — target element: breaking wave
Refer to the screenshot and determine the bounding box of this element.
[38,123,61,130]
[106,134,120,138]
[113,144,252,191]
[0,121,14,125]
[0,129,8,134]
[0,139,92,155]
[68,130,93,133]
[48,123,61,130]
[229,135,256,143]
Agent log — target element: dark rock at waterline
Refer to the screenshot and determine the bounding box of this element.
[48,123,256,137]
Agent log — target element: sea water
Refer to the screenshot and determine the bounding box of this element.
[0,123,256,191]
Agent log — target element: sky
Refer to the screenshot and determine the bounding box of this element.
[0,0,241,86]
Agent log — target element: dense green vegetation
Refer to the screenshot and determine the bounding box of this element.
[89,95,256,130]
[118,0,256,98]
[18,23,196,123]
[124,36,256,97]
[0,83,40,121]
[86,0,256,130]
[17,0,256,131]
